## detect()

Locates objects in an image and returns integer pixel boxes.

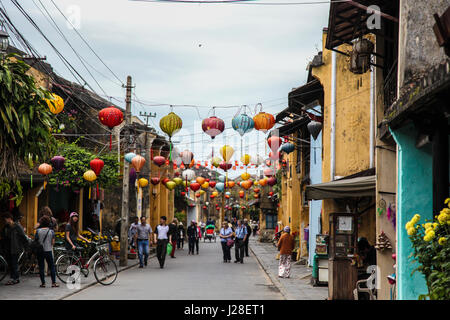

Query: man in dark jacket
[168,218,178,258]
[1,212,29,285]
[186,220,198,255]
[243,219,252,257]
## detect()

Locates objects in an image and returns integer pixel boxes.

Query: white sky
[4,0,329,178]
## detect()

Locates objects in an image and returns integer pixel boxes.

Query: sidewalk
[0,256,142,300]
[249,237,328,300]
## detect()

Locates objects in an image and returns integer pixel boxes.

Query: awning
[306,175,375,200]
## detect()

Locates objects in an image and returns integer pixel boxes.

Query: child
[110,235,120,259]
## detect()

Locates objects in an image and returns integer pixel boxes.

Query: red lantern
[267,177,277,186]
[181,191,186,196]
[98,106,124,150]
[151,177,160,186]
[219,161,232,171]
[203,205,207,209]
[268,191,274,197]
[90,158,104,198]
[153,156,166,167]
[202,116,225,139]
[267,136,282,152]
[210,194,215,199]
[239,190,244,198]
[195,193,201,198]
[190,182,201,192]
[225,195,230,199]
[209,181,216,188]
[253,188,260,194]
[161,178,170,186]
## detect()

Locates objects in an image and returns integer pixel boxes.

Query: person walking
[177,222,185,249]
[65,212,90,251]
[234,220,248,264]
[128,217,139,254]
[186,220,197,255]
[252,221,258,237]
[168,218,178,259]
[243,219,252,257]
[135,216,152,268]
[154,216,171,268]
[0,212,29,285]
[277,226,295,278]
[195,221,201,254]
[35,216,58,288]
[219,221,233,263]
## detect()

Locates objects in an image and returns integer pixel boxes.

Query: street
[65,240,283,300]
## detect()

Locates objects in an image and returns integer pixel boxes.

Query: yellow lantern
[196,177,206,185]
[159,112,183,138]
[199,190,205,195]
[254,180,259,186]
[165,181,176,191]
[173,177,183,185]
[138,178,149,188]
[220,145,234,162]
[45,93,64,114]
[212,157,221,168]
[241,172,250,181]
[241,154,251,166]
[83,170,97,182]
[212,191,219,197]
[201,182,209,189]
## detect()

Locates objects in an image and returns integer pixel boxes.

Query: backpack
[30,229,50,255]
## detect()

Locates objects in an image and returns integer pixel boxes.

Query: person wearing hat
[277,226,295,278]
[186,220,198,255]
[110,235,120,259]
[65,212,90,251]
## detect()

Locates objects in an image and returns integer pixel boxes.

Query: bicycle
[55,239,118,286]
[18,247,39,275]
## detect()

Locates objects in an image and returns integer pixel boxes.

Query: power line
[130,0,346,5]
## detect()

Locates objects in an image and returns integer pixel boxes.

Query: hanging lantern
[219,161,232,171]
[151,177,160,185]
[201,181,209,189]
[254,180,259,186]
[232,113,254,136]
[125,152,137,163]
[267,177,277,186]
[267,136,282,152]
[83,169,97,199]
[212,191,219,197]
[241,180,252,190]
[225,195,230,199]
[259,178,267,186]
[195,193,201,198]
[268,191,274,197]
[180,150,194,166]
[307,120,323,140]
[98,106,124,151]
[160,112,183,138]
[253,106,275,133]
[45,93,64,114]
[182,169,195,181]
[241,172,250,180]
[209,181,216,188]
[227,181,235,188]
[281,143,295,154]
[202,116,225,139]
[131,155,146,173]
[212,157,221,168]
[241,154,251,166]
[153,156,166,167]
[38,163,52,190]
[254,194,260,199]
[90,158,104,176]
[239,190,244,198]
[190,182,201,192]
[181,191,186,196]
[173,177,183,185]
[216,182,225,192]
[220,145,234,162]
[165,181,176,191]
[51,156,65,172]
[196,177,206,185]
[254,188,260,194]
[218,176,225,182]
[264,168,274,177]
[199,190,205,195]
[138,178,149,188]
[174,170,181,177]
[161,177,170,186]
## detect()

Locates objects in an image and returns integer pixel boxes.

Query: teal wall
[391,123,433,300]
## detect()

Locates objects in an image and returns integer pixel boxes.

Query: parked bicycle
[55,234,117,286]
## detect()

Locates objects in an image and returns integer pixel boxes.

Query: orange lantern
[227,181,235,188]
[259,178,267,186]
[196,177,206,185]
[38,163,53,189]
[253,104,275,133]
[131,155,146,173]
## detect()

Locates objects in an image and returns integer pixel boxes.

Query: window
[265,213,277,229]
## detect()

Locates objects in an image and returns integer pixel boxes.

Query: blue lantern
[225,191,231,196]
[218,175,225,182]
[232,113,254,137]
[281,143,295,154]
[216,182,225,192]
[125,152,136,163]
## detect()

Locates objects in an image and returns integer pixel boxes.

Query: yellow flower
[424,223,432,229]
[424,234,432,242]
[406,222,413,230]
[426,230,435,238]
[445,198,450,208]
[438,237,447,245]
[432,223,438,229]
[407,227,416,236]
[438,213,448,224]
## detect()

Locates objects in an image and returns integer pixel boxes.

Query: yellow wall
[312,30,373,235]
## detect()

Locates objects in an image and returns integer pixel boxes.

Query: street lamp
[0,29,9,54]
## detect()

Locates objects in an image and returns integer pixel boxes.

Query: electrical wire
[130,0,348,5]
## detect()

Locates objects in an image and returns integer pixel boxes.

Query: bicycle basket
[97,243,110,256]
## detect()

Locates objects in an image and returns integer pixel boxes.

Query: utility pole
[120,75,133,267]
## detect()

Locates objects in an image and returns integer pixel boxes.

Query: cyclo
[203,224,216,242]
[55,228,118,286]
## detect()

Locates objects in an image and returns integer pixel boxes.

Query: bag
[226,239,234,247]
[166,242,173,255]
[30,229,50,255]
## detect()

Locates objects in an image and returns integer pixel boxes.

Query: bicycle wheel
[18,251,33,275]
[93,255,118,286]
[55,254,82,284]
[0,255,8,282]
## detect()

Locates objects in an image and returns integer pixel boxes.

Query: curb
[59,254,155,300]
[249,243,293,300]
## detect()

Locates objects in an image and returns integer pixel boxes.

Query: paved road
[66,239,284,300]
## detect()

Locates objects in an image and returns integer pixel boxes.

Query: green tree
[0,55,57,204]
